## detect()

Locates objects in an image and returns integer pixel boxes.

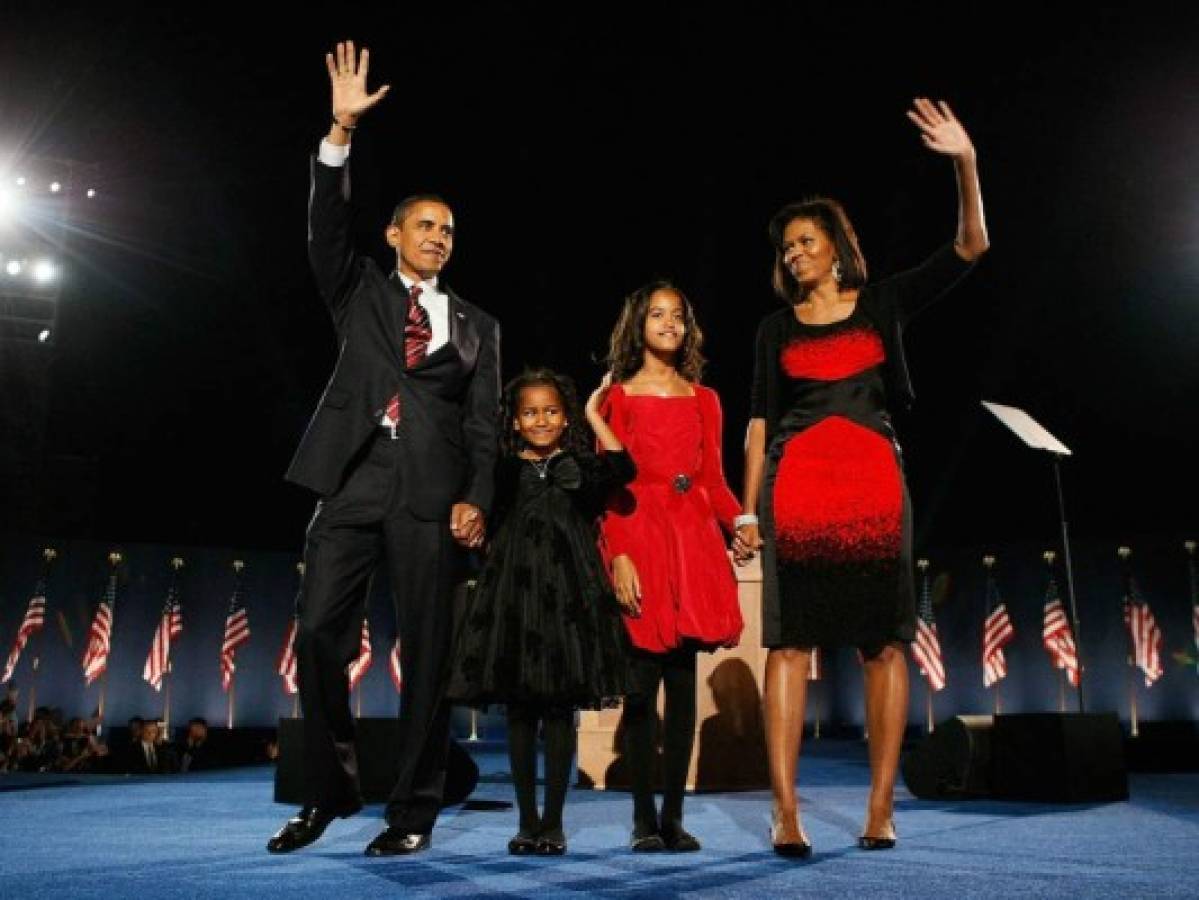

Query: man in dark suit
[267,41,500,857]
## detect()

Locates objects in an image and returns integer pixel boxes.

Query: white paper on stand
[981,401,1072,456]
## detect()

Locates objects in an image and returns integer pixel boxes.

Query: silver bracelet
[734,514,759,528]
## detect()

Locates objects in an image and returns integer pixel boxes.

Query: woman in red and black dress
[735,99,989,855]
[594,281,743,853]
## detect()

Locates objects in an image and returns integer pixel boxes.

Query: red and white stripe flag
[220,584,251,693]
[2,590,46,684]
[911,572,946,692]
[1123,577,1163,688]
[982,574,1015,688]
[142,586,183,691]
[389,640,403,693]
[81,574,118,686]
[1041,575,1079,686]
[277,616,298,695]
[347,618,372,689]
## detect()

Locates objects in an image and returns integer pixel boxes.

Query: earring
[832,259,843,285]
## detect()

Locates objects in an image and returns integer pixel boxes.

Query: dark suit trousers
[296,432,457,834]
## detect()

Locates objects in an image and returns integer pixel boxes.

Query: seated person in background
[178,718,213,772]
[57,717,107,773]
[129,720,176,775]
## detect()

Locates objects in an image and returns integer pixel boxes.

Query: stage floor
[2,739,1195,898]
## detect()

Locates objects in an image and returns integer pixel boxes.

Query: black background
[2,3,1196,554]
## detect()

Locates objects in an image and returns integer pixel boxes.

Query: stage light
[49,181,62,193]
[5,260,21,276]
[32,259,56,283]
[38,329,50,343]
[0,187,20,221]
[86,188,97,198]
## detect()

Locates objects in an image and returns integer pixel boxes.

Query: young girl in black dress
[448,369,634,856]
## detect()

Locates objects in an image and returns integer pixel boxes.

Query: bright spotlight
[49,181,62,193]
[15,176,26,186]
[38,329,51,343]
[5,260,21,276]
[87,188,97,198]
[0,187,20,221]
[32,259,57,283]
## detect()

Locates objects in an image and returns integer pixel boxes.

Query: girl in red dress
[592,281,744,852]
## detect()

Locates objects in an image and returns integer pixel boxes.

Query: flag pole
[96,551,122,732]
[1118,547,1139,737]
[26,655,39,723]
[356,683,362,719]
[1186,541,1197,677]
[23,548,57,723]
[163,557,184,734]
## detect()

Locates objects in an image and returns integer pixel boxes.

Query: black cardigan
[750,244,975,445]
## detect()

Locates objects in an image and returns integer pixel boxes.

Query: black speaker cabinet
[903,712,1128,803]
[990,712,1128,802]
[901,714,994,799]
[274,718,479,805]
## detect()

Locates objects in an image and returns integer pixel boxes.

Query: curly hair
[768,197,868,303]
[499,368,593,458]
[604,280,706,384]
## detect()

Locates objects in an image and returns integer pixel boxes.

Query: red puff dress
[599,383,743,654]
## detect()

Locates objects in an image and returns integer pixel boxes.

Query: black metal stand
[1052,454,1086,713]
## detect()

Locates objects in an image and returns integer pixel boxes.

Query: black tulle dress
[448,449,635,709]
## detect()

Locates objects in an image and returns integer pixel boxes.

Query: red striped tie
[385,285,432,429]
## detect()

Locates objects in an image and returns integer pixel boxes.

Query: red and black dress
[750,245,974,652]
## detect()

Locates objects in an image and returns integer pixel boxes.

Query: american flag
[220,581,251,693]
[1123,574,1163,688]
[808,646,822,681]
[277,615,299,695]
[982,574,1015,688]
[347,618,372,689]
[142,585,183,691]
[911,570,946,692]
[2,586,47,684]
[1041,574,1079,686]
[389,639,403,693]
[81,574,118,686]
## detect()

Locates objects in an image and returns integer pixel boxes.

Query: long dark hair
[605,280,706,383]
[499,368,591,457]
[768,197,868,303]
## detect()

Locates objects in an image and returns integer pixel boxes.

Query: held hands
[733,523,762,566]
[326,41,391,128]
[450,503,485,550]
[611,554,642,617]
[906,98,974,161]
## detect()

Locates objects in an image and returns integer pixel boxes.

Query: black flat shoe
[266,801,362,854]
[535,827,566,856]
[364,828,431,857]
[661,826,701,853]
[507,830,539,856]
[630,828,666,852]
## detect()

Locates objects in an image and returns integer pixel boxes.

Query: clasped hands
[450,503,485,550]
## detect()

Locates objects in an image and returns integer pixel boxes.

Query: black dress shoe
[770,816,812,859]
[858,820,897,850]
[660,825,701,853]
[535,826,566,856]
[630,827,666,852]
[857,835,896,850]
[266,802,362,854]
[364,827,431,857]
[507,830,538,856]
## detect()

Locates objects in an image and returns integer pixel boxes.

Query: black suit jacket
[286,157,501,519]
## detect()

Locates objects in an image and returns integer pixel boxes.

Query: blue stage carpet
[2,740,1195,898]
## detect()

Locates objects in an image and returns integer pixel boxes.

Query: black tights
[506,703,575,836]
[621,648,697,833]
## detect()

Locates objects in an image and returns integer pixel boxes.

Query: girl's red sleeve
[598,385,638,561]
[698,386,741,534]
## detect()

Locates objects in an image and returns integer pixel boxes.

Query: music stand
[981,401,1086,713]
